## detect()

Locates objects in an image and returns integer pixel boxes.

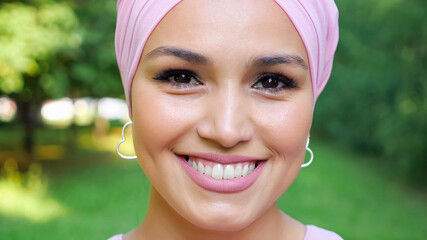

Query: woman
[111,0,340,239]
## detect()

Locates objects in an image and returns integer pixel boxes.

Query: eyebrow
[251,55,308,69]
[145,46,211,65]
[145,46,308,70]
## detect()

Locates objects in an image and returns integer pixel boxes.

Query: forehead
[142,0,308,64]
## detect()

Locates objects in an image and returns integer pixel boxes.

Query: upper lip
[179,152,264,164]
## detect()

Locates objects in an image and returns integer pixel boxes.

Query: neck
[127,187,306,240]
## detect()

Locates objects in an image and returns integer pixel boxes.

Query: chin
[193,216,253,232]
[183,204,260,232]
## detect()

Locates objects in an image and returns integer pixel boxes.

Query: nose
[197,86,253,148]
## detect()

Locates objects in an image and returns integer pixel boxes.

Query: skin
[127,0,313,239]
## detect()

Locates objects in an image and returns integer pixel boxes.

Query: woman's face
[131,0,313,231]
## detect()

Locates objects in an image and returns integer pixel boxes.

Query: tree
[314,0,427,186]
[66,0,123,99]
[0,0,80,168]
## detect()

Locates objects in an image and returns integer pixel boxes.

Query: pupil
[262,78,278,88]
[175,74,190,83]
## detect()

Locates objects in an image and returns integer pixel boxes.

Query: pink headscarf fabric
[115,0,339,116]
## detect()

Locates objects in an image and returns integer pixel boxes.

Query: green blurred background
[0,0,426,239]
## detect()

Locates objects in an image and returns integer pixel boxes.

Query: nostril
[195,106,253,148]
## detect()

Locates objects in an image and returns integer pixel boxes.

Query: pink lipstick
[177,153,266,193]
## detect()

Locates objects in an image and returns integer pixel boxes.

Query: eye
[251,73,298,92]
[153,69,202,87]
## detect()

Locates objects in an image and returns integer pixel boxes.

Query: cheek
[131,82,202,159]
[254,98,313,159]
[252,98,313,201]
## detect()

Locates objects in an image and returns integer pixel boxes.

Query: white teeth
[204,165,213,176]
[224,165,235,180]
[235,163,242,178]
[248,163,255,174]
[197,162,204,174]
[187,158,258,180]
[242,165,248,176]
[212,164,224,180]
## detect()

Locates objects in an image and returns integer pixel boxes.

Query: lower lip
[177,155,266,193]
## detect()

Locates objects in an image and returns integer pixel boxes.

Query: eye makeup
[251,72,299,93]
[152,67,300,94]
[153,69,202,88]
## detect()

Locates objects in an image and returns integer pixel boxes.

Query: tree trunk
[66,123,77,151]
[18,99,37,171]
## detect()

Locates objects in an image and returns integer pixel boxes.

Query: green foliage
[67,0,122,98]
[0,0,122,99]
[314,0,427,186]
[0,1,79,97]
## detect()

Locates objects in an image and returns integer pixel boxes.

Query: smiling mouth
[177,154,266,193]
[183,155,259,180]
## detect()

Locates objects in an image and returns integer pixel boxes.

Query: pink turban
[115,0,339,116]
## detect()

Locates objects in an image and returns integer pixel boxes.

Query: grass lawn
[0,127,426,239]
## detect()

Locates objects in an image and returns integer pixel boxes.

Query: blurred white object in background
[97,97,129,122]
[41,98,74,128]
[74,98,97,126]
[34,97,129,128]
[0,96,17,122]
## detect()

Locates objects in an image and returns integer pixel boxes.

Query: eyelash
[153,69,298,92]
[153,69,202,88]
[252,72,298,93]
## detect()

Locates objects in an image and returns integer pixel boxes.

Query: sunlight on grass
[0,180,67,222]
[78,127,136,156]
[0,159,67,222]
